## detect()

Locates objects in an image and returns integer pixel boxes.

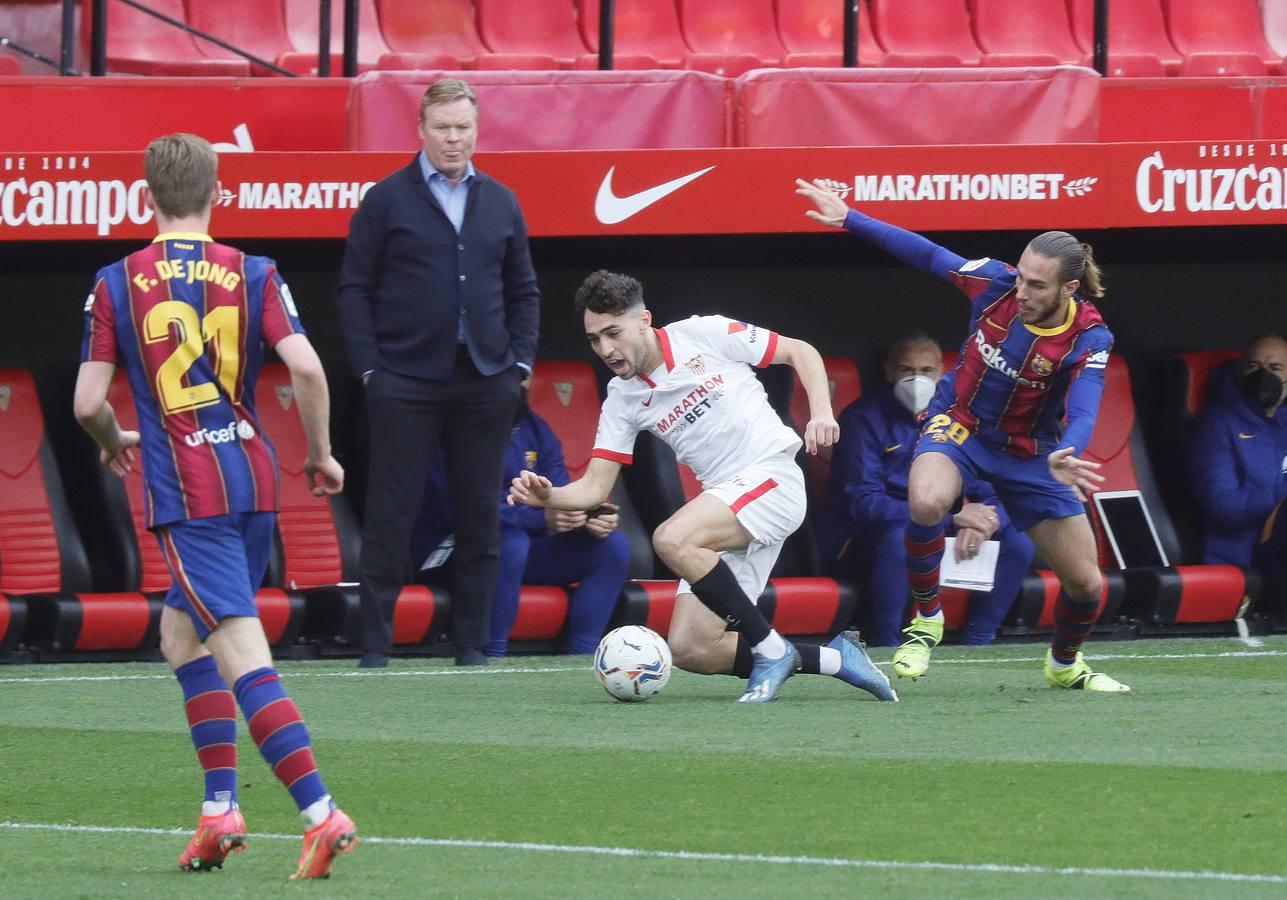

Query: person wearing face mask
[1187,334,1287,575]
[816,333,1036,645]
[410,375,632,656]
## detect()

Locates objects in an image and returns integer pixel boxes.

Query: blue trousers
[491,525,631,656]
[828,521,1035,646]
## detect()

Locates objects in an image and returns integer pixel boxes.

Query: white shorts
[676,451,807,604]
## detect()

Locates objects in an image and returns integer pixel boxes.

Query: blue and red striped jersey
[843,210,1112,458]
[81,232,304,528]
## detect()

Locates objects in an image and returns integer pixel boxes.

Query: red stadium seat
[869,0,983,66]
[279,0,390,74]
[1078,52,1167,78]
[969,0,1083,65]
[677,0,786,70]
[476,0,589,68]
[1066,0,1182,75]
[879,52,967,68]
[184,0,294,76]
[575,0,690,68]
[1179,51,1268,77]
[0,54,19,76]
[980,53,1063,68]
[375,0,489,69]
[77,0,251,75]
[1160,0,1279,74]
[790,355,862,503]
[572,53,664,70]
[776,0,884,67]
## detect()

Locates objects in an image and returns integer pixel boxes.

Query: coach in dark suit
[336,78,540,668]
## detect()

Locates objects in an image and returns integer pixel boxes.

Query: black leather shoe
[455,648,488,667]
[358,652,389,669]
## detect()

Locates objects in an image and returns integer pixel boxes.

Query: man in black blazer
[337,78,540,667]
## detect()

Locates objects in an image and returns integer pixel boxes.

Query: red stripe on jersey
[248,696,301,746]
[274,746,320,788]
[592,448,633,465]
[184,689,236,726]
[755,331,779,368]
[87,277,117,363]
[161,529,219,631]
[197,742,238,772]
[949,270,1000,301]
[655,327,675,371]
[729,478,778,513]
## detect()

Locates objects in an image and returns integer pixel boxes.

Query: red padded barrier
[1067,0,1182,74]
[528,361,601,479]
[642,584,677,635]
[869,0,982,65]
[0,369,61,595]
[1176,566,1248,623]
[766,578,838,634]
[576,0,689,68]
[347,70,731,151]
[0,596,11,643]
[969,0,1082,64]
[73,593,151,651]
[734,67,1100,148]
[392,585,436,645]
[1100,79,1260,142]
[255,588,291,645]
[682,52,765,78]
[255,365,344,587]
[107,373,170,593]
[510,586,569,640]
[0,56,19,77]
[1161,0,1279,74]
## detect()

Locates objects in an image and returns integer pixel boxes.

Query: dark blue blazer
[336,155,540,380]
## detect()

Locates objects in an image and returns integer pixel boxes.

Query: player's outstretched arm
[276,333,344,496]
[1047,447,1104,503]
[73,360,140,478]
[509,457,622,511]
[770,335,838,455]
[795,178,968,279]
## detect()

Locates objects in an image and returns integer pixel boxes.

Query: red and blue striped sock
[175,655,237,808]
[905,519,947,618]
[1051,590,1104,665]
[233,666,328,813]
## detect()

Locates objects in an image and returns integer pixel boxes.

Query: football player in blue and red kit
[75,134,360,878]
[798,178,1129,692]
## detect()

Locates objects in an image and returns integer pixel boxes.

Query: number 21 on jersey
[143,300,241,415]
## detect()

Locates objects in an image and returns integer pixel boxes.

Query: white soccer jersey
[591,315,802,487]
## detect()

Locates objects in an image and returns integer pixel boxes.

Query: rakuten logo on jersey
[0,177,152,235]
[974,331,1045,389]
[184,419,256,448]
[834,172,1096,203]
[1136,150,1287,214]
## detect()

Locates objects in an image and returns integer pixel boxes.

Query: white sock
[201,799,232,817]
[1050,656,1075,670]
[819,646,842,676]
[922,610,945,622]
[752,630,788,659]
[301,794,334,829]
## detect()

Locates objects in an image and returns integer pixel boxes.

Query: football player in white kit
[509,270,898,704]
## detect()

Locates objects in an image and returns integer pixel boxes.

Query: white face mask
[893,374,936,417]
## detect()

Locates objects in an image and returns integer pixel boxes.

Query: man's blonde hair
[144,133,217,219]
[419,78,479,122]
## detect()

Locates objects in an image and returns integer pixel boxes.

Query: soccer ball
[594,625,672,702]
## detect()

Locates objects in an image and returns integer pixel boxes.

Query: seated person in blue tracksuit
[816,333,1035,645]
[1188,334,1287,575]
[411,380,631,656]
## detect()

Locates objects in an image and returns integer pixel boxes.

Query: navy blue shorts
[913,414,1085,532]
[156,512,275,641]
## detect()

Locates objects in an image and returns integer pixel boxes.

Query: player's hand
[305,455,345,496]
[803,415,840,455]
[954,526,987,561]
[584,507,619,539]
[1048,446,1104,502]
[508,469,553,507]
[546,508,587,533]
[100,430,141,478]
[795,178,850,228]
[953,503,999,540]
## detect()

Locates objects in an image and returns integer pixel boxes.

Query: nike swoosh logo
[594,165,716,225]
[883,443,902,453]
[642,392,654,407]
[1239,432,1256,439]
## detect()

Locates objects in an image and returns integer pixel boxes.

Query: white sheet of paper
[939,538,1000,591]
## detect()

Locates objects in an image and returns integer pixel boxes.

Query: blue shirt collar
[418,150,475,188]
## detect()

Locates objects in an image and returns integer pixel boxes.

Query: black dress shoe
[455,648,488,667]
[358,652,389,669]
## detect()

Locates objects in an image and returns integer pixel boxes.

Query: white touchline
[0,649,1283,685]
[0,821,1283,885]
[594,165,717,225]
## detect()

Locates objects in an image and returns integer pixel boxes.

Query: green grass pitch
[2,636,1286,898]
